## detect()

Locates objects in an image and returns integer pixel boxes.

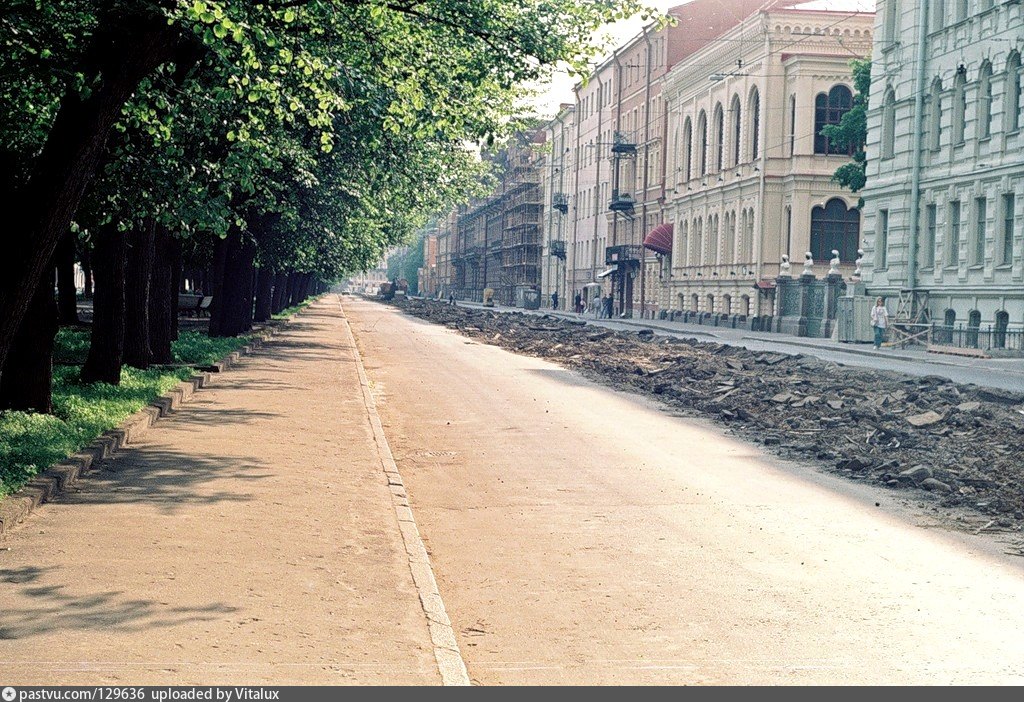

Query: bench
[178,294,213,317]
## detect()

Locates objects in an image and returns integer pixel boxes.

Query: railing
[929,323,1024,352]
[605,244,642,265]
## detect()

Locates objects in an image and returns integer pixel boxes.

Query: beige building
[663,7,874,323]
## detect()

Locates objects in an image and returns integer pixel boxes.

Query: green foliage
[822,58,870,195]
[4,0,660,285]
[0,331,249,496]
[53,327,90,365]
[271,294,323,320]
[172,331,251,365]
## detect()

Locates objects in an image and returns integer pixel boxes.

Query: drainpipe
[754,17,769,295]
[907,0,930,294]
[594,72,605,280]
[571,89,582,300]
[640,28,654,318]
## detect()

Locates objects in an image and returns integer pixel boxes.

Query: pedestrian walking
[448,291,456,306]
[870,297,889,349]
[593,293,602,319]
[604,294,613,319]
[574,292,582,314]
[551,291,559,310]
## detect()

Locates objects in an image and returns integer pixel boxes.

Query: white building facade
[861,0,1024,336]
[663,8,874,321]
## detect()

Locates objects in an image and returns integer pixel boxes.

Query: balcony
[553,193,569,214]
[605,244,642,266]
[609,191,635,213]
[611,131,637,155]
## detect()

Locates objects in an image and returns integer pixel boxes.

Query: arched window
[1006,52,1021,133]
[884,0,899,43]
[724,212,736,263]
[952,68,966,145]
[681,117,693,181]
[730,95,742,166]
[749,88,761,160]
[814,85,854,154]
[707,294,715,314]
[881,88,896,159]
[931,0,945,32]
[979,61,993,139]
[713,103,724,172]
[691,293,699,312]
[677,220,689,268]
[789,94,796,155]
[709,214,719,264]
[696,110,708,177]
[810,198,861,262]
[693,218,703,264]
[744,208,755,261]
[929,78,943,150]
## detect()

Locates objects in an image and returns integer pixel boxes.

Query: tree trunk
[209,229,256,338]
[149,223,174,364]
[81,228,127,385]
[287,272,301,307]
[0,267,58,413]
[123,220,155,369]
[272,271,289,314]
[169,236,182,341]
[254,267,274,323]
[0,13,187,388]
[80,242,93,300]
[207,237,229,337]
[56,230,79,325]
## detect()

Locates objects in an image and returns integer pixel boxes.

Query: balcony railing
[605,244,642,265]
[609,192,635,213]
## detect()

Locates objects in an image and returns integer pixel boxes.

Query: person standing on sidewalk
[551,291,558,310]
[870,297,889,349]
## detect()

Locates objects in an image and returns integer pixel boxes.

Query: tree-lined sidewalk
[0,298,441,684]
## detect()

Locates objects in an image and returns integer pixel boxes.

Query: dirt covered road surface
[348,296,1024,685]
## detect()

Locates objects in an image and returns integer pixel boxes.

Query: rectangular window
[975,197,987,265]
[948,200,961,266]
[1003,193,1016,265]
[877,209,889,269]
[924,204,937,268]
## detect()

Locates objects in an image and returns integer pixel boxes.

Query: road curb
[338,297,472,687]
[0,317,297,540]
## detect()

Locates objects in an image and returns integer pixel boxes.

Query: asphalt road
[347,297,1024,685]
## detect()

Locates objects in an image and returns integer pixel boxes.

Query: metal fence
[928,323,1024,352]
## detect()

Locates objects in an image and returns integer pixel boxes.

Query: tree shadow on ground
[61,445,275,513]
[0,565,238,640]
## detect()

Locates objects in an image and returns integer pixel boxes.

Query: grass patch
[271,294,324,320]
[0,331,250,498]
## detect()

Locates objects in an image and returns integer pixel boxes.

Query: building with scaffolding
[448,129,546,305]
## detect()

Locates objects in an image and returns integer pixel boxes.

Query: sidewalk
[439,297,1024,391]
[0,297,446,685]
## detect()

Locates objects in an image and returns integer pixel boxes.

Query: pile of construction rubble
[393,298,1024,525]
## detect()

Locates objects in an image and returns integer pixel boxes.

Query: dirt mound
[393,298,1024,526]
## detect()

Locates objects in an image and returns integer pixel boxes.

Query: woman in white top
[870,297,889,349]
